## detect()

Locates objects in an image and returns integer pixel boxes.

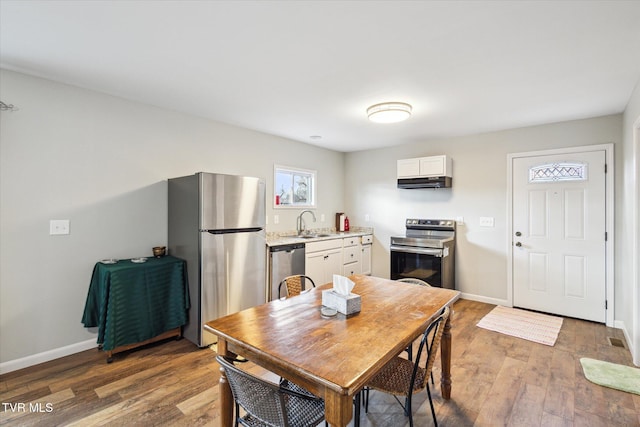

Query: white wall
[0,69,345,366]
[344,115,624,307]
[2,68,636,370]
[622,78,640,365]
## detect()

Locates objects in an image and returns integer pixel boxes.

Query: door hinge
[604,163,608,173]
[605,300,608,310]
[605,231,608,241]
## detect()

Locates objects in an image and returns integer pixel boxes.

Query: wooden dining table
[204,274,460,427]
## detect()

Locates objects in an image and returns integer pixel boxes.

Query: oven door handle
[390,245,443,257]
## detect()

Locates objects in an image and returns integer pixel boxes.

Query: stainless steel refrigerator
[168,172,266,347]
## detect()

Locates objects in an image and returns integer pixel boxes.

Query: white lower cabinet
[305,234,373,283]
[360,234,373,275]
[361,245,372,275]
[305,240,343,286]
[342,238,361,276]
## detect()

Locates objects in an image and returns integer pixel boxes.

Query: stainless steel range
[390,219,456,289]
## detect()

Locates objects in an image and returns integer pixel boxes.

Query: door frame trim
[507,143,614,327]
[633,116,639,365]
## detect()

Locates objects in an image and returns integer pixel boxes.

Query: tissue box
[322,290,361,315]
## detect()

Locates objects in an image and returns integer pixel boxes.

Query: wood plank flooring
[1,299,638,426]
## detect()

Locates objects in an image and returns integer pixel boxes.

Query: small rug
[580,358,640,395]
[476,305,563,346]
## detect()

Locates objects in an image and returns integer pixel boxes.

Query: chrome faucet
[297,210,316,235]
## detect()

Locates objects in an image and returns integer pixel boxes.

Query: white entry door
[512,150,606,322]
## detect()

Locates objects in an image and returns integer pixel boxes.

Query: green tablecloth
[82,255,189,351]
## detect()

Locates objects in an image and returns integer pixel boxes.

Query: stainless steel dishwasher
[269,243,305,301]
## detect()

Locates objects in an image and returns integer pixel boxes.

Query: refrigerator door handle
[205,227,263,234]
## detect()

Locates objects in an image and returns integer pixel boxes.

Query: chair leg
[364,387,369,413]
[426,383,438,427]
[353,391,361,427]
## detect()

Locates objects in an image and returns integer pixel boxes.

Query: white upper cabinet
[397,158,421,178]
[397,155,452,178]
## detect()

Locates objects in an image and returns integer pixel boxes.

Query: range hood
[398,176,452,189]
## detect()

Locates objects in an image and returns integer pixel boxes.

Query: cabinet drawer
[361,235,373,245]
[306,238,342,253]
[343,237,359,247]
[343,261,361,277]
[343,245,360,264]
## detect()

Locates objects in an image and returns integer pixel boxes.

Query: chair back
[411,306,450,389]
[278,275,316,298]
[397,277,432,287]
[216,355,288,426]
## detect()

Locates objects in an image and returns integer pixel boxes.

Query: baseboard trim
[459,292,510,307]
[0,339,97,375]
[614,320,637,365]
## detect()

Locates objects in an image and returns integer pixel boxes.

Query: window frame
[273,165,317,209]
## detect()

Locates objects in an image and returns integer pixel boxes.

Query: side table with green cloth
[82,255,190,352]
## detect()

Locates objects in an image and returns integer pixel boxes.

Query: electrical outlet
[365,214,370,222]
[50,219,70,235]
[456,216,464,225]
[320,214,325,222]
[273,215,279,225]
[479,217,495,227]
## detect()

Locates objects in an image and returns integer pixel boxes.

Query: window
[274,165,316,208]
[529,162,587,183]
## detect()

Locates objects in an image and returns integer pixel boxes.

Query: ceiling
[1,1,640,152]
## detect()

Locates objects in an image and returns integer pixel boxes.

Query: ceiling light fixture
[367,102,412,123]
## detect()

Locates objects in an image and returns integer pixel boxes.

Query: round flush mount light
[367,102,412,123]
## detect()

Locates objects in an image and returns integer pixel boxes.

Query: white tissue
[332,274,355,296]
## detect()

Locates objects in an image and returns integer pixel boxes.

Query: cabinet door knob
[515,242,522,247]
[515,231,522,236]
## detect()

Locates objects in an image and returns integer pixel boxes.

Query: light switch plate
[479,217,495,227]
[50,219,70,235]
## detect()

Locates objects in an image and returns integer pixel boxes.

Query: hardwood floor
[1,299,638,426]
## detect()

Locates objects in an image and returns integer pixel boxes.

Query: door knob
[515,231,522,236]
[515,242,522,247]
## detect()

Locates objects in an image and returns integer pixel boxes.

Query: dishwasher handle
[270,243,305,253]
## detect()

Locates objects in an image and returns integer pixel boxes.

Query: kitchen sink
[299,233,332,239]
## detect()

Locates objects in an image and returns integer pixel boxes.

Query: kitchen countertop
[266,227,373,247]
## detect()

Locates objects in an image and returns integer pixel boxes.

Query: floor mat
[476,305,563,346]
[580,357,640,395]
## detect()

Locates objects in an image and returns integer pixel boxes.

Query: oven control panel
[405,218,455,229]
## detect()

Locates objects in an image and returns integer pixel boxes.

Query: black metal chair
[216,355,326,427]
[364,306,450,427]
[278,274,316,299]
[398,277,434,364]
